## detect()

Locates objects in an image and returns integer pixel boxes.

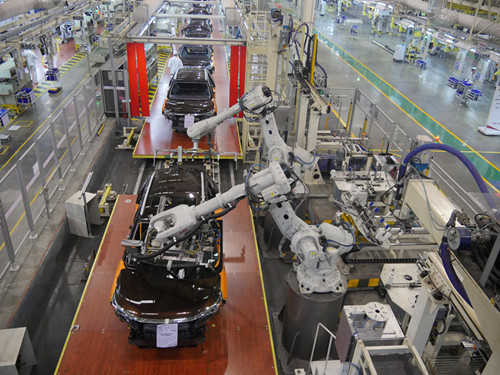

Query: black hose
[435,318,447,335]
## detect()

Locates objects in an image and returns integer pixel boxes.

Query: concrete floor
[0,4,499,375]
[0,53,94,171]
[314,6,500,191]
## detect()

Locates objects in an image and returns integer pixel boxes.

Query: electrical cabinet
[0,327,36,375]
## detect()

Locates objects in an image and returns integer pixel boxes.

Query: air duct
[398,0,500,39]
[0,0,62,22]
[132,0,165,23]
[437,8,500,38]
[447,0,500,16]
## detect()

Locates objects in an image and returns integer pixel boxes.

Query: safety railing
[308,323,337,375]
[322,85,498,227]
[321,87,413,160]
[0,73,104,278]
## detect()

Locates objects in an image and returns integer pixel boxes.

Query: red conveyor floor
[133,40,242,159]
[55,195,276,375]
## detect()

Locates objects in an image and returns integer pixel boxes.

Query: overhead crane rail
[127,36,245,46]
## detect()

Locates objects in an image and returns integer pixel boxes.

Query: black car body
[112,165,224,347]
[187,5,212,27]
[182,20,212,38]
[188,6,211,15]
[162,67,216,132]
[179,45,214,73]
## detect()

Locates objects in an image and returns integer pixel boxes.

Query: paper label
[184,115,195,128]
[156,323,178,348]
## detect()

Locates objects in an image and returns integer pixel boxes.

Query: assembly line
[0,1,499,375]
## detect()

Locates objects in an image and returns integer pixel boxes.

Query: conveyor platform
[133,45,242,159]
[55,195,276,374]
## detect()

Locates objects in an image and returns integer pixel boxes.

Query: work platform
[55,195,276,375]
[133,44,242,160]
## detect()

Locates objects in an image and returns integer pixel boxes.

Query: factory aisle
[313,10,500,190]
[0,52,91,172]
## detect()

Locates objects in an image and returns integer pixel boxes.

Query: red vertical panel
[238,46,247,118]
[136,43,150,117]
[127,43,140,117]
[229,45,239,107]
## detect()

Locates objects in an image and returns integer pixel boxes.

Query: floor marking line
[315,29,500,192]
[0,75,90,172]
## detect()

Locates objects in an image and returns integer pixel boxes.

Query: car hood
[180,57,212,67]
[165,99,214,114]
[113,268,221,321]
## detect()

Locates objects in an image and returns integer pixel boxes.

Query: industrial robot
[124,161,354,295]
[187,85,317,173]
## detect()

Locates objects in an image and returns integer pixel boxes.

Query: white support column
[478,83,500,136]
[296,93,309,149]
[266,24,280,91]
[306,108,321,152]
[406,286,441,354]
[298,0,315,24]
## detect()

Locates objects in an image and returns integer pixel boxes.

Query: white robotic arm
[187,85,274,143]
[131,162,353,294]
[188,85,316,171]
[259,112,316,172]
[267,200,353,293]
[150,162,291,243]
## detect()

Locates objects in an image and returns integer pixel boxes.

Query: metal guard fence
[0,73,104,278]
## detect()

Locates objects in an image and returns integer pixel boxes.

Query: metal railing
[321,86,498,211]
[0,73,104,278]
[423,354,486,375]
[322,87,413,160]
[308,323,337,375]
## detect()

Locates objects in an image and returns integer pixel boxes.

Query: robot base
[281,270,344,363]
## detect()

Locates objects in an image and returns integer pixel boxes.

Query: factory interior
[0,0,499,374]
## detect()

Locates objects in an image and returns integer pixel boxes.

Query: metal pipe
[16,163,37,239]
[469,0,482,37]
[155,13,225,20]
[126,35,245,46]
[398,0,500,38]
[108,37,120,120]
[34,141,51,217]
[345,100,353,133]
[80,172,93,237]
[0,0,62,22]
